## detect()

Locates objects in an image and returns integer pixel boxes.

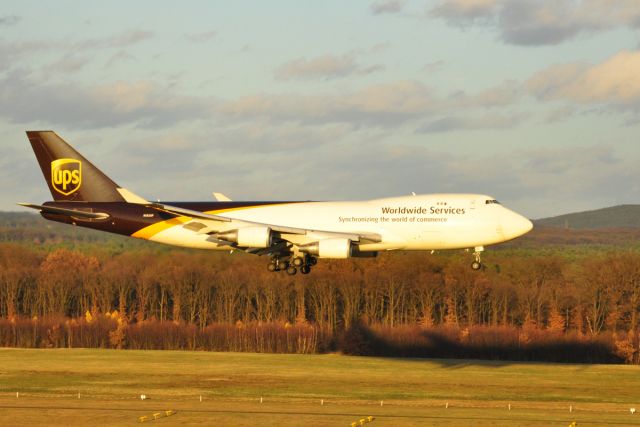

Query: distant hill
[534,205,640,229]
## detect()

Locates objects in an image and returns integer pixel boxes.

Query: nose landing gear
[471,246,484,271]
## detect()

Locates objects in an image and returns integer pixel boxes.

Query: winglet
[117,188,149,204]
[213,192,232,202]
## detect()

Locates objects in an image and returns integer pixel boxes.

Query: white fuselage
[146,194,533,253]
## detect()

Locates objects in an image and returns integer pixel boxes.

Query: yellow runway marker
[350,415,375,426]
[138,410,176,423]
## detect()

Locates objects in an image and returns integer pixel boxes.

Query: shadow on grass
[338,321,624,366]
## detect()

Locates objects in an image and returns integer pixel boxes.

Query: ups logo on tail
[51,159,82,196]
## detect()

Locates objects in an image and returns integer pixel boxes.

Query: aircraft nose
[501,210,533,239]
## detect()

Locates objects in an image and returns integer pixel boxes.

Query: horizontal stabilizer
[18,203,110,219]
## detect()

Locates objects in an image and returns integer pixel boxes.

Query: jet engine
[300,239,352,258]
[218,226,273,248]
[300,238,353,259]
[299,239,378,259]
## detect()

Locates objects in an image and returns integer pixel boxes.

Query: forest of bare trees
[0,242,639,363]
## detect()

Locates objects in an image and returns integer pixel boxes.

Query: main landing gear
[268,254,317,275]
[471,246,484,271]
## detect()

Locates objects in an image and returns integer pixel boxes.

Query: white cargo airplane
[20,131,533,275]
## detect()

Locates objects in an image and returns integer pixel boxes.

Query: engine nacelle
[218,226,273,248]
[300,238,353,259]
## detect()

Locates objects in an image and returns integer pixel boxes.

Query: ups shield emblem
[51,158,82,196]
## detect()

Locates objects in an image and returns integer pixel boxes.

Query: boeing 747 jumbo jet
[20,131,533,275]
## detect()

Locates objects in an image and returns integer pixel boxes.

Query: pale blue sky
[2,0,640,218]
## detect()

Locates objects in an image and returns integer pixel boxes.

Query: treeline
[0,242,639,363]
[0,315,326,354]
[0,316,628,364]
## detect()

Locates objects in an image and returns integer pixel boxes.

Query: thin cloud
[47,55,91,74]
[74,30,154,50]
[526,51,640,108]
[184,31,217,43]
[0,30,153,73]
[423,60,445,73]
[218,80,435,126]
[430,0,640,46]
[418,113,526,133]
[429,0,498,26]
[370,0,406,15]
[370,42,391,52]
[0,72,521,131]
[0,73,210,129]
[104,50,136,68]
[275,54,383,81]
[0,15,20,26]
[0,40,53,72]
[448,80,522,108]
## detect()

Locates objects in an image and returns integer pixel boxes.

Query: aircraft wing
[152,202,382,250]
[147,203,231,222]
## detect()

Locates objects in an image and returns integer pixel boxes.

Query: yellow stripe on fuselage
[203,205,265,215]
[132,217,191,239]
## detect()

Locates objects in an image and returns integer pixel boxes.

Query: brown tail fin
[26,131,125,202]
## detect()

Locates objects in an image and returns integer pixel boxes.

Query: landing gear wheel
[267,263,278,272]
[292,256,305,267]
[286,266,297,276]
[471,246,484,271]
[308,257,318,266]
[300,265,311,274]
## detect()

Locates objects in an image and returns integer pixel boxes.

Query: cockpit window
[485,199,500,204]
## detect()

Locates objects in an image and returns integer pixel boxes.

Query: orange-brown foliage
[0,244,639,363]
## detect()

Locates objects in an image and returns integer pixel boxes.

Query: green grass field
[0,349,638,426]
